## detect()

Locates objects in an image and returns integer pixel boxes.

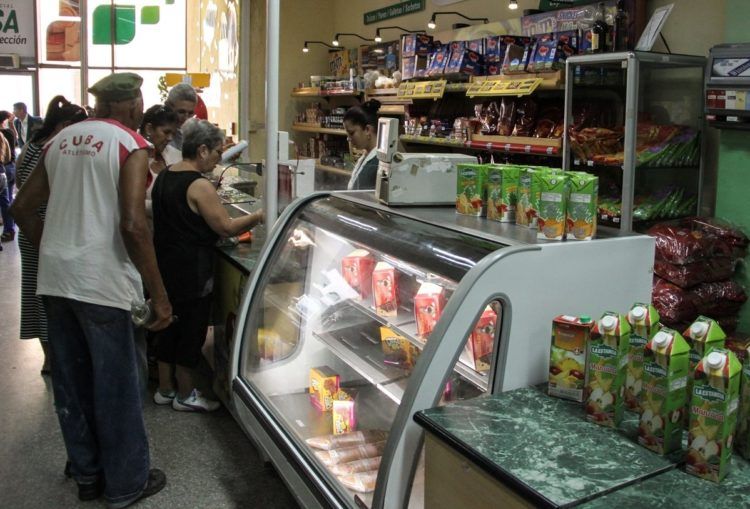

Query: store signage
[0,0,35,60]
[522,0,616,36]
[364,0,424,26]
[398,80,446,100]
[466,78,543,98]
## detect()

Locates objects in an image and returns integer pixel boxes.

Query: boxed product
[537,172,569,241]
[461,306,497,372]
[566,172,598,241]
[733,340,750,459]
[625,303,661,412]
[414,282,446,340]
[684,316,727,410]
[527,33,577,73]
[486,164,519,223]
[373,262,398,317]
[401,55,416,80]
[402,33,433,57]
[456,163,488,216]
[332,397,356,435]
[549,315,592,402]
[445,50,483,76]
[502,43,531,74]
[449,40,466,54]
[309,366,340,412]
[516,166,543,228]
[341,249,375,300]
[467,38,485,54]
[380,326,419,368]
[638,327,690,455]
[585,312,631,428]
[686,348,741,482]
[426,44,450,76]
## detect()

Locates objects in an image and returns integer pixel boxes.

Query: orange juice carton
[456,163,488,216]
[548,315,592,402]
[537,172,569,241]
[625,303,661,412]
[585,312,631,427]
[638,327,690,455]
[309,366,340,412]
[414,282,446,341]
[380,326,419,369]
[332,389,356,435]
[566,172,598,241]
[461,306,497,372]
[341,249,375,300]
[486,164,520,223]
[683,316,727,421]
[686,349,741,482]
[373,262,398,317]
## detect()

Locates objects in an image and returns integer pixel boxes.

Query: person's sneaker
[153,389,176,405]
[78,477,104,501]
[172,389,220,412]
[109,468,166,509]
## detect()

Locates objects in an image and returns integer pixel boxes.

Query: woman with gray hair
[151,119,262,411]
[163,83,197,164]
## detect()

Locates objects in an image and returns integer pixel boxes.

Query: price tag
[466,78,543,97]
[398,80,447,99]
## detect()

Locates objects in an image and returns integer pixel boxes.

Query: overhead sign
[0,0,36,61]
[364,0,424,25]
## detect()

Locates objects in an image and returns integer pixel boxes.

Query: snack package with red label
[461,306,498,372]
[309,366,340,412]
[414,282,446,341]
[380,326,419,368]
[341,249,376,300]
[373,262,398,317]
[449,40,465,54]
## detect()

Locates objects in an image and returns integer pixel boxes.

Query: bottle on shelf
[613,0,629,51]
[591,2,609,53]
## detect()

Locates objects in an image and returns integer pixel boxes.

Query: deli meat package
[306,430,388,450]
[314,441,386,466]
[337,471,379,493]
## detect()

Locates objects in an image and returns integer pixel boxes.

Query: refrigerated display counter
[229,191,655,509]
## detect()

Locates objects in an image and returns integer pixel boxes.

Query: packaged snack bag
[341,249,375,300]
[549,315,592,402]
[625,303,660,412]
[330,456,382,476]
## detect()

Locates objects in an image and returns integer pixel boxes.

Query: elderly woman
[139,104,178,221]
[152,119,262,411]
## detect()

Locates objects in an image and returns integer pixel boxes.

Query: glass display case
[230,191,655,509]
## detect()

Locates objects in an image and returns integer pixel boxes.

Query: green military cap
[88,72,143,102]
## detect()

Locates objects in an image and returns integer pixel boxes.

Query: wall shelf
[400,135,562,156]
[291,123,348,136]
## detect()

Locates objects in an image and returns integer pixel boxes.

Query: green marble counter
[415,386,678,508]
[216,224,267,274]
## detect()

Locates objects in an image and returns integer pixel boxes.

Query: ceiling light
[302,41,336,53]
[427,16,437,30]
[427,11,489,30]
[332,39,339,46]
[302,44,309,53]
[375,32,383,43]
[509,0,518,10]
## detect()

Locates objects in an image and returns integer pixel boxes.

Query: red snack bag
[651,276,700,324]
[653,258,734,289]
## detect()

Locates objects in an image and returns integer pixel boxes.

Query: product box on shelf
[414,282,446,341]
[332,390,356,435]
[310,366,340,412]
[445,50,483,76]
[527,33,577,73]
[461,305,497,372]
[638,327,689,455]
[380,326,419,369]
[585,312,631,428]
[341,249,376,301]
[686,348,741,483]
[549,315,592,402]
[467,38,485,54]
[427,44,450,76]
[625,303,661,412]
[456,163,488,216]
[537,172,569,241]
[373,262,399,317]
[503,42,535,74]
[402,33,433,57]
[516,166,543,228]
[566,172,598,241]
[449,40,466,55]
[486,164,519,223]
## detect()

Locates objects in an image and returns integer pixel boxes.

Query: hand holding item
[148,295,174,331]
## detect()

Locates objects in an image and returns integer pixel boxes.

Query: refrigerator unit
[230,191,654,509]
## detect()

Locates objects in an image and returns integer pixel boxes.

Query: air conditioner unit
[0,54,20,69]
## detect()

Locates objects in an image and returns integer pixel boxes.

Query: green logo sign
[630,336,647,347]
[364,0,425,25]
[644,362,667,378]
[694,385,726,402]
[591,344,617,359]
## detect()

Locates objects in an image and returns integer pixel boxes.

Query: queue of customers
[8,73,262,507]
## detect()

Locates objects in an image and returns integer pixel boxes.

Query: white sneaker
[172,389,221,412]
[153,389,176,405]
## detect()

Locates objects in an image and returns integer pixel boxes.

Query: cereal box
[456,163,488,216]
[566,172,598,241]
[341,249,375,300]
[625,303,660,412]
[373,262,398,317]
[380,326,419,369]
[549,315,592,402]
[537,172,568,241]
[486,164,519,223]
[461,306,497,372]
[414,282,446,341]
[310,366,340,412]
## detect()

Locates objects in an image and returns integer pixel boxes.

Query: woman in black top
[152,119,262,412]
[344,100,381,190]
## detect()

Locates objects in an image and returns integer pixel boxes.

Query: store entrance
[0,72,37,117]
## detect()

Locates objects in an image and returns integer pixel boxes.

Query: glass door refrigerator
[229,192,654,509]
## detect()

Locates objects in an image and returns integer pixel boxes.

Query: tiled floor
[0,240,299,508]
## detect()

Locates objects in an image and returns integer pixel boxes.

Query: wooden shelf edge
[291,124,348,136]
[315,161,352,176]
[400,135,562,156]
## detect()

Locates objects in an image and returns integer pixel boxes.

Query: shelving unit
[291,123,348,136]
[400,135,562,157]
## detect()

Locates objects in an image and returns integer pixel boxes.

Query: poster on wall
[0,0,36,61]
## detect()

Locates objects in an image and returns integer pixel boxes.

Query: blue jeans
[44,296,150,505]
[1,161,15,234]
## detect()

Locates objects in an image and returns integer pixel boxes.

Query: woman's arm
[188,177,263,237]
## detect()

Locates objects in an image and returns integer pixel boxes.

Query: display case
[229,191,655,509]
[563,51,707,233]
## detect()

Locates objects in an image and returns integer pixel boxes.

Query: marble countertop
[415,386,678,508]
[216,224,267,274]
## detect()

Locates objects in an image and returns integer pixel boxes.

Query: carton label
[586,313,630,427]
[645,362,668,378]
[694,385,726,403]
[591,344,617,359]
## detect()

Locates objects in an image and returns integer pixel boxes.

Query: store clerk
[344,99,381,190]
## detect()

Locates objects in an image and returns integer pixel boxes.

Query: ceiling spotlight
[302,44,309,53]
[427,15,437,30]
[509,0,518,10]
[427,11,489,30]
[332,39,339,46]
[302,41,336,54]
[375,34,382,43]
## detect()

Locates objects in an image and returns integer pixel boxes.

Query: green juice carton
[456,164,488,216]
[625,303,661,412]
[638,327,689,455]
[516,166,543,228]
[549,315,592,402]
[585,312,631,428]
[686,349,741,482]
[733,341,750,459]
[566,172,599,241]
[486,164,519,223]
[537,173,569,241]
[683,316,727,422]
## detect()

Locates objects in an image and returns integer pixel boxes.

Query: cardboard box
[427,44,450,76]
[380,326,419,369]
[373,262,398,317]
[310,366,340,412]
[402,33,433,57]
[537,172,569,241]
[549,315,592,402]
[341,249,375,300]
[445,50,483,76]
[414,282,446,340]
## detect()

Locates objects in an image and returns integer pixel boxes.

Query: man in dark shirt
[0,110,17,241]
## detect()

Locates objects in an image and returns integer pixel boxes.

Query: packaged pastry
[511,98,538,137]
[341,249,375,300]
[315,441,387,466]
[306,430,388,450]
[461,306,497,372]
[309,366,340,412]
[373,262,399,317]
[498,98,517,137]
[337,471,379,493]
[330,456,382,476]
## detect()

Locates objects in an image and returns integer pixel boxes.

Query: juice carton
[460,306,497,372]
[380,326,419,369]
[516,167,543,228]
[486,164,519,223]
[456,164,488,216]
[566,172,598,241]
[548,315,592,402]
[310,366,340,412]
[686,349,741,482]
[735,343,750,459]
[683,316,727,420]
[373,262,398,317]
[585,312,631,427]
[537,172,569,241]
[638,327,690,455]
[414,282,446,341]
[341,249,375,300]
[625,303,661,412]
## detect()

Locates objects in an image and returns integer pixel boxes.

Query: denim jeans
[44,296,150,505]
[0,161,15,234]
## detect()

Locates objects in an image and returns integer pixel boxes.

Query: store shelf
[400,135,562,156]
[573,159,701,170]
[292,123,348,136]
[316,162,352,176]
[291,87,360,98]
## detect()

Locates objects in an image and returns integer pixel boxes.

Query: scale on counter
[374,117,476,206]
[705,43,750,129]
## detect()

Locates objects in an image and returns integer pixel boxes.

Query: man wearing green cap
[11,72,171,508]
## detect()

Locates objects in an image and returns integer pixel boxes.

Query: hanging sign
[364,0,424,25]
[0,0,36,60]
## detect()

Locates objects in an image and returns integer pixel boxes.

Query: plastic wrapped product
[337,470,379,493]
[647,224,718,265]
[306,430,388,450]
[315,441,386,466]
[497,98,517,136]
[653,258,734,289]
[480,102,500,135]
[693,280,748,317]
[652,277,700,324]
[682,217,750,259]
[330,456,382,476]
[512,98,538,137]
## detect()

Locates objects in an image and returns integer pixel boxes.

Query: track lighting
[332,33,375,47]
[426,11,489,30]
[375,26,424,44]
[302,41,336,53]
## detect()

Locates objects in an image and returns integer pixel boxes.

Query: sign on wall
[0,0,36,60]
[364,0,424,25]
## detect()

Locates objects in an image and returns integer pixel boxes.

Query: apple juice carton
[638,328,689,455]
[341,249,375,300]
[537,172,569,241]
[373,262,398,317]
[683,316,727,421]
[686,349,741,482]
[566,172,599,241]
[309,366,340,411]
[585,312,631,427]
[456,163,488,216]
[548,315,592,402]
[486,165,519,222]
[460,306,497,372]
[414,282,446,342]
[625,303,661,412]
[732,340,750,459]
[516,166,543,228]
